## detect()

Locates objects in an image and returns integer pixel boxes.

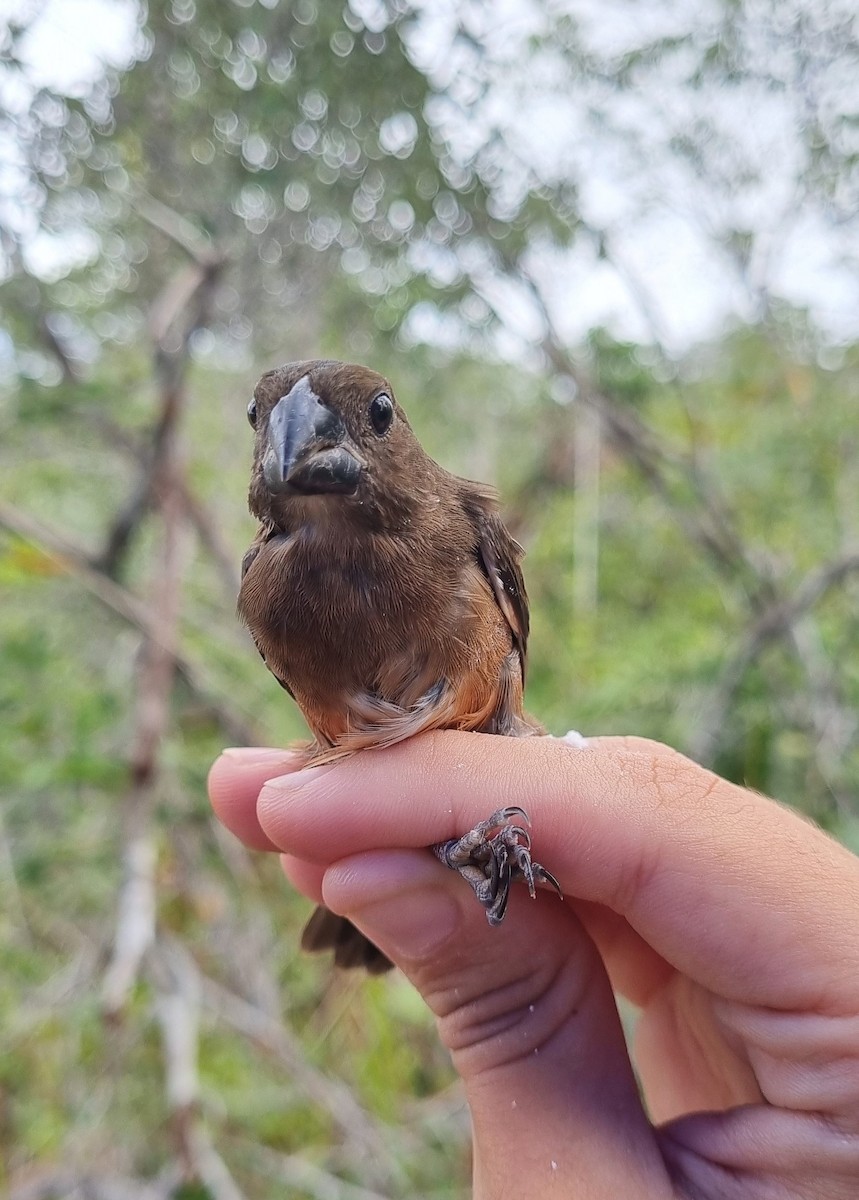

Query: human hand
[208,733,859,1199]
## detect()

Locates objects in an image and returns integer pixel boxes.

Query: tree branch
[690,551,859,763]
[132,191,220,268]
[250,1146,393,1200]
[199,974,405,1190]
[0,499,257,745]
[102,236,227,1016]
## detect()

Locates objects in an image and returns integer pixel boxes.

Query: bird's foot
[432,806,562,927]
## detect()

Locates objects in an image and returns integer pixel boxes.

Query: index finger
[252,731,859,1015]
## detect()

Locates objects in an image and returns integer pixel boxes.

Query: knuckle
[423,939,599,1077]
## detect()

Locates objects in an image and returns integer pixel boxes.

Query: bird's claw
[432,807,562,927]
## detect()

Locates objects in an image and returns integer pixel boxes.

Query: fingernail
[221,747,298,764]
[353,887,461,963]
[258,762,334,796]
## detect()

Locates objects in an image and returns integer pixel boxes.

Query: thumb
[318,848,669,1196]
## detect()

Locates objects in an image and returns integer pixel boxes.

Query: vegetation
[2,1,858,1195]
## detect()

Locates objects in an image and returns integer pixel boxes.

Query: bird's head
[246,359,434,532]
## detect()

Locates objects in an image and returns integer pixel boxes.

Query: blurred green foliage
[4,328,859,1195]
[2,0,859,1196]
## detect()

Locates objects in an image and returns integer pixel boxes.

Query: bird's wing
[240,535,296,699]
[240,541,262,581]
[464,486,530,682]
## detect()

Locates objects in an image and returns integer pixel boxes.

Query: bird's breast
[239,523,521,748]
[242,529,461,676]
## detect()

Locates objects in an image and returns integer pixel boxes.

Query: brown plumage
[239,359,558,973]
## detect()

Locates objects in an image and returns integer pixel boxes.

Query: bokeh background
[3,1,859,1196]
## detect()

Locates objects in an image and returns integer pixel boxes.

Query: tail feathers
[301,904,393,974]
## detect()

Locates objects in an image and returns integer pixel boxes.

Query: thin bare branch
[199,974,405,1188]
[150,940,201,1117]
[101,463,185,1014]
[691,550,859,762]
[10,1171,170,1200]
[95,471,155,579]
[0,803,31,945]
[37,312,83,384]
[183,1131,247,1200]
[251,1146,393,1200]
[101,832,158,1017]
[517,266,769,594]
[0,499,154,628]
[0,499,258,744]
[475,260,858,780]
[102,239,215,1017]
[149,260,214,350]
[788,616,856,811]
[88,414,241,593]
[179,481,242,595]
[147,941,247,1200]
[132,191,219,268]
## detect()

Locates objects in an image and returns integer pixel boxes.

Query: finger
[256,731,859,1016]
[208,746,674,1000]
[587,734,678,756]
[660,1105,859,1199]
[282,850,673,1035]
[319,847,671,1196]
[208,744,674,1001]
[280,855,326,905]
[571,899,675,1005]
[208,747,302,851]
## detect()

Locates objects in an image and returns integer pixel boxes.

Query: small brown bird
[239,359,560,972]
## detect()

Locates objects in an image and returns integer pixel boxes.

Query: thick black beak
[263,376,362,495]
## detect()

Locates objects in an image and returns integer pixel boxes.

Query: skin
[209,731,859,1199]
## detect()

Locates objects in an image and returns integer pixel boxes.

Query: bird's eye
[369,393,393,436]
[247,398,258,429]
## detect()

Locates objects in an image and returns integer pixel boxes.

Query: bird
[238,359,560,973]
